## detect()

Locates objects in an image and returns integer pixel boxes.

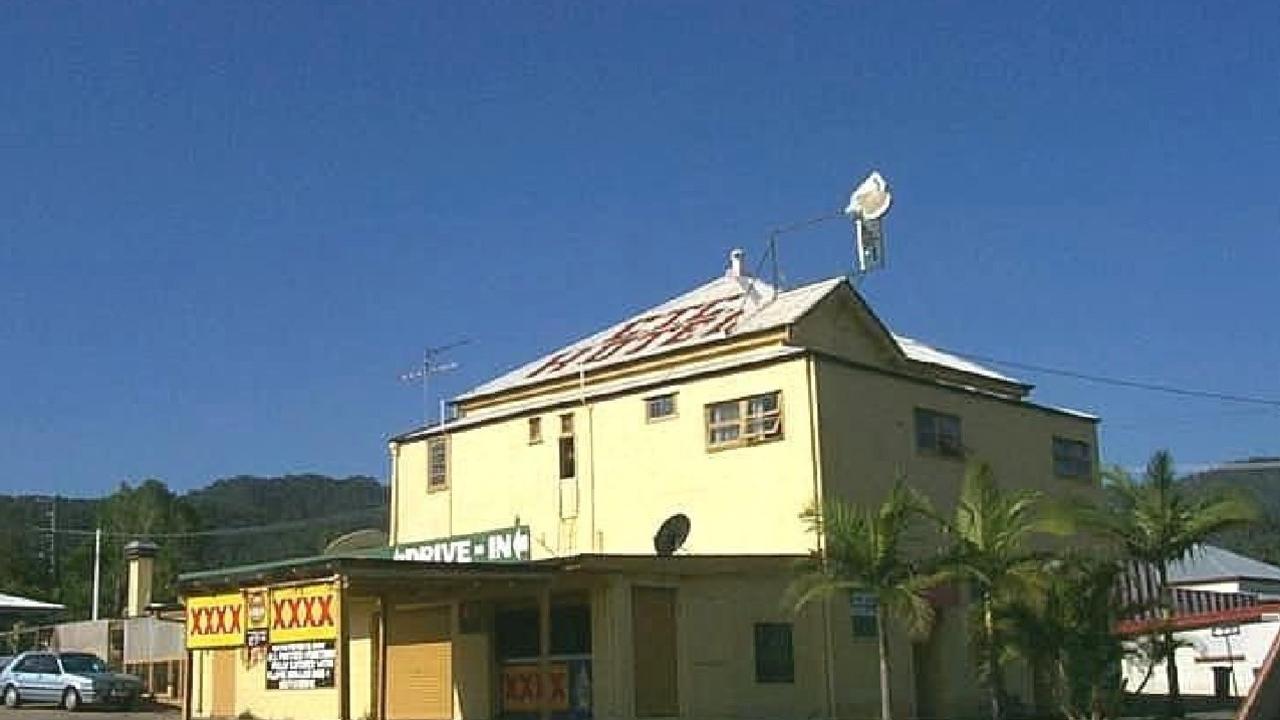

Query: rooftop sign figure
[527,294,746,379]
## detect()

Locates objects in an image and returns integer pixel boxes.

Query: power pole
[91,527,102,621]
[45,495,59,588]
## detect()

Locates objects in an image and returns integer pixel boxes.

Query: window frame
[1052,436,1093,479]
[426,435,449,492]
[913,407,964,458]
[528,417,543,445]
[644,393,678,423]
[705,391,784,451]
[752,622,795,684]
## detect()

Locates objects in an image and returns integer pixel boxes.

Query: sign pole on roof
[845,171,893,276]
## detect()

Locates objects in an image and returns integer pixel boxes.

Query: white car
[0,651,142,711]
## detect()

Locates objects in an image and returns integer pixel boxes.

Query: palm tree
[1004,554,1126,720]
[1074,450,1258,717]
[789,480,938,720]
[939,462,1050,720]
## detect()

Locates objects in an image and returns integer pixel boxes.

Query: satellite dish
[653,513,691,556]
[325,528,389,555]
[844,171,892,220]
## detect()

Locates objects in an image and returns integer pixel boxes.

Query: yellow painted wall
[393,359,820,557]
[348,599,376,720]
[811,356,1099,715]
[586,569,830,720]
[231,650,338,720]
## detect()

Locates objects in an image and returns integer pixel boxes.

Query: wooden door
[210,649,237,718]
[386,605,453,720]
[632,586,679,717]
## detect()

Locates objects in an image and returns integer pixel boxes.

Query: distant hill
[185,473,389,566]
[1183,457,1280,566]
[0,473,387,622]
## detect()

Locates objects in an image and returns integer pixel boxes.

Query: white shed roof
[0,592,64,613]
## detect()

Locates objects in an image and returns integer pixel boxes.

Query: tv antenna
[400,339,468,426]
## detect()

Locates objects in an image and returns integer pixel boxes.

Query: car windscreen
[58,654,108,674]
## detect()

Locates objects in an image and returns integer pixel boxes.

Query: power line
[38,505,386,540]
[939,349,1280,410]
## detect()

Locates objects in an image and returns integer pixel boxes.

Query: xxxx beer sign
[269,584,340,644]
[186,593,244,649]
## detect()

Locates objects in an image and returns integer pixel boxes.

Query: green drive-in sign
[393,525,531,564]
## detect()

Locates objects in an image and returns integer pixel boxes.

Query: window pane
[709,425,740,445]
[708,401,739,424]
[746,392,778,416]
[528,417,542,444]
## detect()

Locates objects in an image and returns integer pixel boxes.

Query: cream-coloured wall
[813,356,1099,513]
[394,359,820,557]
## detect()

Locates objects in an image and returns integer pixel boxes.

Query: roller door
[386,605,453,720]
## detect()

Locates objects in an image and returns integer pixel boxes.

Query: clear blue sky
[2,2,1277,496]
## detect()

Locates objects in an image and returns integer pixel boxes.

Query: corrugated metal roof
[0,592,64,612]
[458,266,1019,402]
[1170,544,1280,585]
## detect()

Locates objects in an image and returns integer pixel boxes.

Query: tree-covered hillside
[0,474,387,623]
[1183,457,1280,565]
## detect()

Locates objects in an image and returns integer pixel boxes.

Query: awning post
[539,585,552,720]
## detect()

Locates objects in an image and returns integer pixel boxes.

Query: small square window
[753,623,794,683]
[645,394,677,422]
[1053,437,1093,479]
[914,408,963,457]
[528,417,543,444]
[427,436,448,491]
[560,413,575,436]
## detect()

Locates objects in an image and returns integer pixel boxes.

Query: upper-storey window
[1053,437,1093,479]
[914,408,963,458]
[528,417,542,444]
[645,393,677,422]
[706,392,782,449]
[559,413,576,479]
[427,436,448,491]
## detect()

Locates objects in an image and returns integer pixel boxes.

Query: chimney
[123,540,158,618]
[726,248,746,278]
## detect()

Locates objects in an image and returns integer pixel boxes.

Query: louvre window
[427,436,448,491]
[914,408,963,457]
[706,392,782,449]
[1053,437,1093,479]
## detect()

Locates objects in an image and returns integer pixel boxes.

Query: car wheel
[2,684,19,708]
[62,687,81,712]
